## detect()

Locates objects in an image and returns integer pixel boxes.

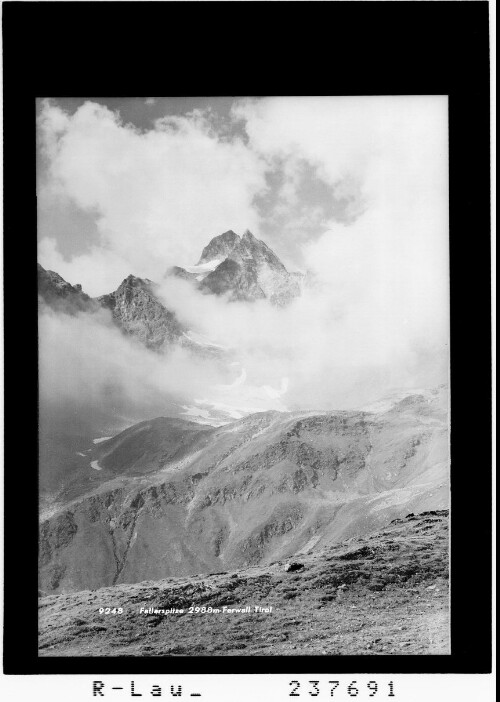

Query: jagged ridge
[39,227,303,355]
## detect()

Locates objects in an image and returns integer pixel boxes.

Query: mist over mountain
[38,226,449,510]
[38,229,306,502]
[39,228,303,354]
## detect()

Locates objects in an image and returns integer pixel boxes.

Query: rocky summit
[172,229,303,305]
[98,275,185,352]
[39,386,448,596]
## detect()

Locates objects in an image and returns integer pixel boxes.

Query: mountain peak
[98,275,184,351]
[190,229,303,305]
[198,230,241,265]
[120,274,151,287]
[242,229,258,241]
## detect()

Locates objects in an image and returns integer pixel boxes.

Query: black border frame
[2,1,492,676]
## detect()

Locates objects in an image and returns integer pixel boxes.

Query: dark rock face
[38,264,97,314]
[284,562,304,572]
[98,275,185,351]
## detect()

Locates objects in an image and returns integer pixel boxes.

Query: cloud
[237,95,450,390]
[38,298,299,432]
[37,100,267,295]
[38,237,137,295]
[37,96,449,420]
[234,96,448,199]
[156,264,448,415]
[241,96,447,247]
[38,304,238,420]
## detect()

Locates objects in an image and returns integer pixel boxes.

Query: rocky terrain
[171,229,303,305]
[38,263,97,314]
[39,386,449,595]
[38,510,450,656]
[198,229,242,264]
[98,275,185,352]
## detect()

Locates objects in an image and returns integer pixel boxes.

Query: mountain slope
[39,387,449,594]
[38,263,97,314]
[200,257,266,301]
[98,275,185,351]
[198,229,241,264]
[39,510,450,656]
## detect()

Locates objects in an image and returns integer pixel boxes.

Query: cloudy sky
[37,96,449,414]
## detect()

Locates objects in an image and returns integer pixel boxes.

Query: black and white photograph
[1,2,494,700]
[36,95,451,658]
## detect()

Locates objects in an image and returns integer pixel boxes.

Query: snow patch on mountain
[184,258,223,277]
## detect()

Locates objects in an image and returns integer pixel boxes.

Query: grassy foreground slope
[39,510,449,656]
